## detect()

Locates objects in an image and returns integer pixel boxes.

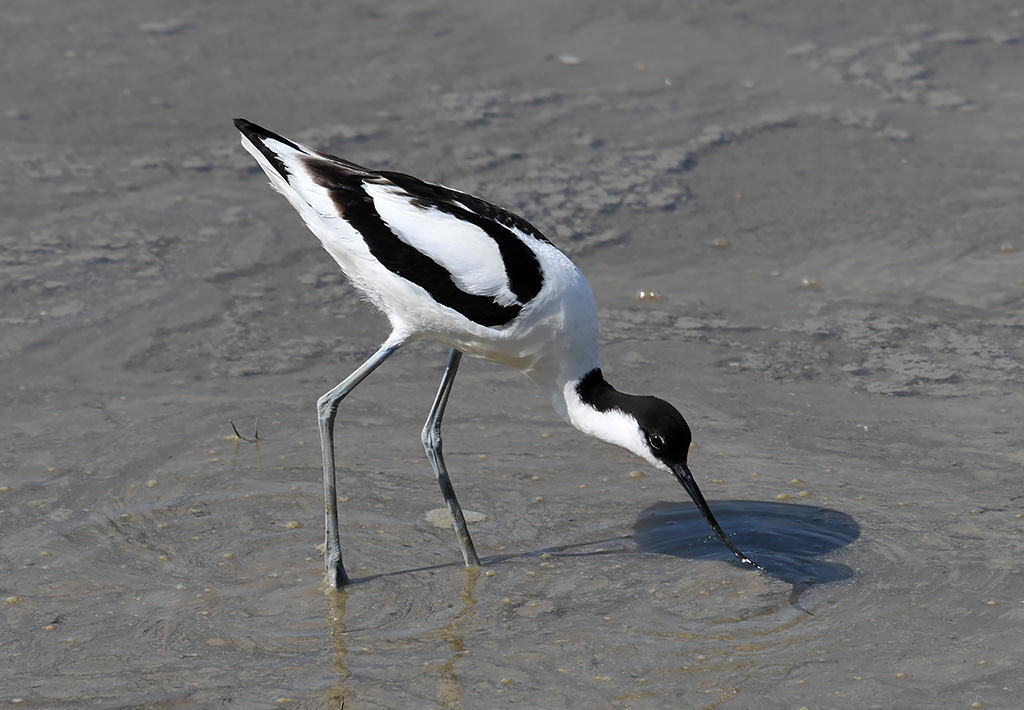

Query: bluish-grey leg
[318,341,401,589]
[421,349,481,567]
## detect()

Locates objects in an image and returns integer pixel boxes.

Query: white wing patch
[365,182,520,307]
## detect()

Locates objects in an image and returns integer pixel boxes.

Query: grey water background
[2,1,1023,708]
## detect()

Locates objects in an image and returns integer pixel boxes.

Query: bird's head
[629,395,692,472]
[570,369,691,473]
[571,370,763,570]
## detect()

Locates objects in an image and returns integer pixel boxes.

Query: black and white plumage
[234,118,761,587]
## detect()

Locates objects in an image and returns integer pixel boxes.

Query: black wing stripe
[380,171,553,245]
[305,158,522,328]
[381,171,547,303]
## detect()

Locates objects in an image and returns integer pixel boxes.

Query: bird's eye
[648,433,666,450]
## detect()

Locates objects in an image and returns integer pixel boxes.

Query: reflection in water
[632,500,860,600]
[426,566,480,709]
[229,418,262,471]
[324,568,480,709]
[325,588,351,709]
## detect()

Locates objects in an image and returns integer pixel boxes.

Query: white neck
[534,368,665,472]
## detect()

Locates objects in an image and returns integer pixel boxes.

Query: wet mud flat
[2,1,1023,708]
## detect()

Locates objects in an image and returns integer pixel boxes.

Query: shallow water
[3,1,1024,708]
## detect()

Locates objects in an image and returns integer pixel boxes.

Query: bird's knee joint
[317,394,339,423]
[421,431,438,451]
[421,425,442,451]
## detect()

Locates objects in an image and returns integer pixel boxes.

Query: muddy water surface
[2,1,1023,708]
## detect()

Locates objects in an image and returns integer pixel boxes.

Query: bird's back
[236,119,600,388]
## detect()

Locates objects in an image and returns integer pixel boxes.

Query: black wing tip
[233,118,302,152]
[233,118,303,179]
[233,117,264,142]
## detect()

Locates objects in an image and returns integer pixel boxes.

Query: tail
[238,118,378,225]
[235,117,380,202]
[233,118,310,183]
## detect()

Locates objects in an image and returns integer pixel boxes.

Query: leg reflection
[427,566,480,708]
[325,588,351,708]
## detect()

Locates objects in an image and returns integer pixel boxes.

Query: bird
[234,118,763,588]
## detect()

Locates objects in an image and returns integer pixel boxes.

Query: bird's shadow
[631,500,859,600]
[343,501,859,605]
